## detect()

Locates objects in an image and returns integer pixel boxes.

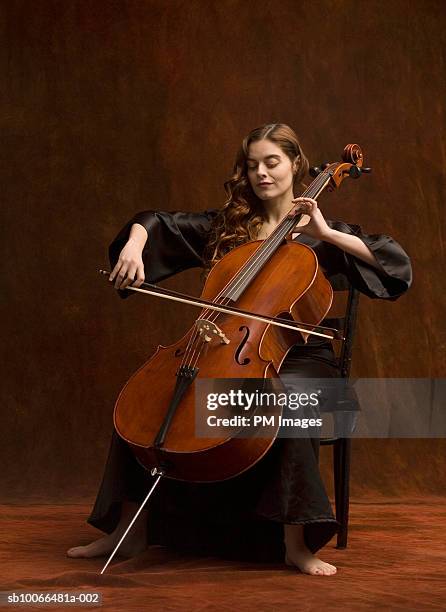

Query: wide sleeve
[109,208,219,298]
[321,220,413,300]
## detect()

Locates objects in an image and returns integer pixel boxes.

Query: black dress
[87,209,412,561]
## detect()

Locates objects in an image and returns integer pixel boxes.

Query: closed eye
[247,162,279,170]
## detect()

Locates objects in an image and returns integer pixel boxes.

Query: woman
[67,123,412,576]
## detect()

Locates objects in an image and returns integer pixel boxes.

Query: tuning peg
[310,162,332,177]
[349,165,372,179]
[349,166,361,179]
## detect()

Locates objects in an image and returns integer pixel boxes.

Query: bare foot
[285,550,337,576]
[67,503,148,559]
[66,532,146,559]
[284,524,337,576]
[67,533,123,558]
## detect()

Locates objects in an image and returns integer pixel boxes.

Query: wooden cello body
[114,240,332,482]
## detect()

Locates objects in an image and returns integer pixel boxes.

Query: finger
[289,201,309,215]
[109,261,122,282]
[306,200,317,211]
[120,264,138,290]
[305,200,316,211]
[289,200,307,217]
[114,262,129,290]
[114,272,126,290]
[292,197,317,205]
[131,265,145,288]
[299,200,317,213]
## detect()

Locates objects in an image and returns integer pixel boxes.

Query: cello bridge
[196,319,230,344]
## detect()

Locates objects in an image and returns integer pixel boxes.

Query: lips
[258,182,272,186]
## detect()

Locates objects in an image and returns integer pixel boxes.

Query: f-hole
[235,326,251,365]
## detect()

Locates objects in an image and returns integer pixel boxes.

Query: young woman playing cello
[67,123,412,576]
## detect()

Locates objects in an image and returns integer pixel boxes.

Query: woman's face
[246,139,295,202]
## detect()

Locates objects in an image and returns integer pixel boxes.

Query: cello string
[183,325,207,372]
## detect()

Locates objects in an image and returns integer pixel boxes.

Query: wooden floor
[1,499,445,611]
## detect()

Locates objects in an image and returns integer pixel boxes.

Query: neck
[262,187,295,223]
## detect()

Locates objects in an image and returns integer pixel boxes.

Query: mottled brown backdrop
[2,0,445,502]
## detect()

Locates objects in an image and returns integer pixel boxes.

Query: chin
[256,191,277,201]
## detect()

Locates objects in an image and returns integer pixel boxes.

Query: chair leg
[333,437,351,549]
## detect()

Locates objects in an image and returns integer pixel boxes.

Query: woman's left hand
[288,197,333,241]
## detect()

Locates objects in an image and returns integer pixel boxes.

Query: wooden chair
[320,279,360,549]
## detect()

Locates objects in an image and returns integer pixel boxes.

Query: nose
[256,163,268,178]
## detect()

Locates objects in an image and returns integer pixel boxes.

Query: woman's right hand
[109,238,146,290]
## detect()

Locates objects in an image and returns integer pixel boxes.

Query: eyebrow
[246,154,281,161]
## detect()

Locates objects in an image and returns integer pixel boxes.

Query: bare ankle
[284,524,307,551]
[116,503,148,532]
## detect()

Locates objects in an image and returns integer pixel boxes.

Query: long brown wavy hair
[202,123,309,276]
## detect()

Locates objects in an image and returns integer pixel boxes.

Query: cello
[99,143,370,572]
